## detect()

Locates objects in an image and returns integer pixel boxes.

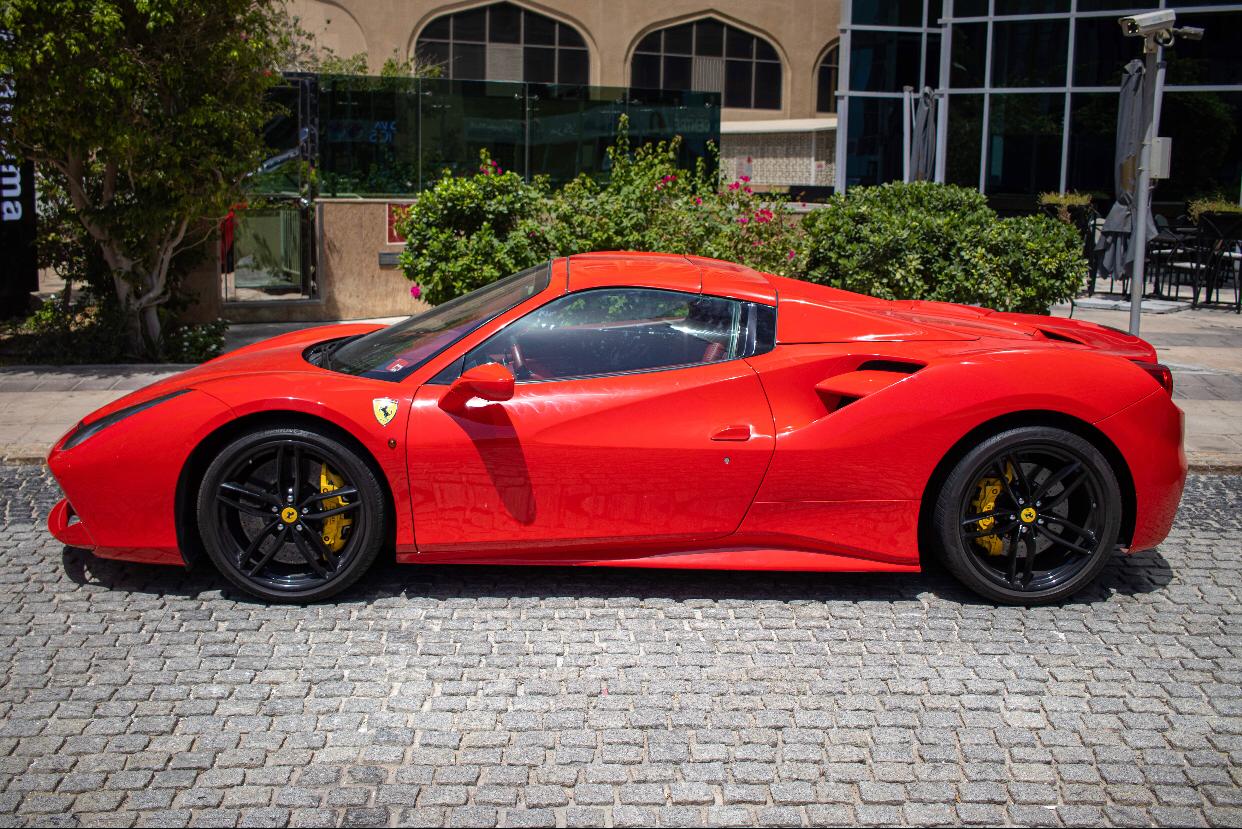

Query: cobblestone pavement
[1,465,1240,828]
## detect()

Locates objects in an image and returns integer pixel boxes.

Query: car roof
[563,252,778,306]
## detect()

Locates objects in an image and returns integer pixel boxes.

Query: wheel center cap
[1020,507,1037,524]
[281,507,299,524]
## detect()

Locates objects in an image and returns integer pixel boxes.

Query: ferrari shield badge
[372,397,399,427]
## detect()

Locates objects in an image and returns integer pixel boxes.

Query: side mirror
[442,362,515,409]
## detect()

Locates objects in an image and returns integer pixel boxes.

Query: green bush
[396,118,804,304]
[396,157,552,306]
[801,182,1085,313]
[161,318,229,363]
[14,295,130,364]
[397,127,1086,316]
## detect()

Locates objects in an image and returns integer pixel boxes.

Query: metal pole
[1128,42,1165,336]
[902,87,913,183]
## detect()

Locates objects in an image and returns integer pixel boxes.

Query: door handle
[711,425,751,441]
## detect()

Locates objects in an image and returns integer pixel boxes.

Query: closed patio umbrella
[909,87,937,182]
[1095,59,1158,287]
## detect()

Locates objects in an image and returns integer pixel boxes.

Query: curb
[1187,458,1242,474]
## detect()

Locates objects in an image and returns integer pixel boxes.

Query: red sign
[386,203,412,245]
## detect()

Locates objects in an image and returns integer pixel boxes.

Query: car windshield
[326,263,551,381]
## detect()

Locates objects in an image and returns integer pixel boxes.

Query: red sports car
[47,253,1185,605]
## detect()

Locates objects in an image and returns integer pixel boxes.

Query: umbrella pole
[1129,44,1166,336]
[902,86,913,184]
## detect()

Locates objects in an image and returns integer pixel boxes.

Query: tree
[0,0,290,353]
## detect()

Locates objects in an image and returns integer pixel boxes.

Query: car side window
[461,288,745,382]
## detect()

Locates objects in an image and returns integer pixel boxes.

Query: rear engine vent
[1038,328,1082,344]
[856,359,923,374]
[834,395,861,412]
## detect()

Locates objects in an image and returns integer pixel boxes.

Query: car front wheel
[933,426,1123,605]
[196,426,386,603]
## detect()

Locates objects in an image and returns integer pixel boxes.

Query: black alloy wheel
[196,426,386,602]
[933,426,1122,605]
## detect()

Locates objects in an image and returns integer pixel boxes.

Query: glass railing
[250,74,721,199]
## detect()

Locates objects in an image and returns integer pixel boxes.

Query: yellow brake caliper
[971,463,1015,556]
[318,464,353,552]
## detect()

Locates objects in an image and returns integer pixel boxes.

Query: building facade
[290,0,845,191]
[837,0,1242,210]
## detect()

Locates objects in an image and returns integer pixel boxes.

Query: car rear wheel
[932,426,1122,605]
[196,426,386,603]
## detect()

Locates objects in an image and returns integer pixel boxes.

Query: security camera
[1119,10,1176,37]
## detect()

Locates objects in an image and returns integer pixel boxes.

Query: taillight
[1136,361,1174,396]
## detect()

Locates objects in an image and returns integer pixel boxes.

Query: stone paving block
[0,466,1240,827]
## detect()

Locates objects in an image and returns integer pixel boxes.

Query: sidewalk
[2,307,1240,468]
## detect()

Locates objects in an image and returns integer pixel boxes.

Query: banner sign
[0,32,38,318]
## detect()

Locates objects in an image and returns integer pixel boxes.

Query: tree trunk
[139,303,162,355]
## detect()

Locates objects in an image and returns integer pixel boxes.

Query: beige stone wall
[287,0,842,121]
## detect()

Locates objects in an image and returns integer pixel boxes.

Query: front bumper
[48,497,95,549]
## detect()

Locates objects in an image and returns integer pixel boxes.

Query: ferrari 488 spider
[47,253,1185,604]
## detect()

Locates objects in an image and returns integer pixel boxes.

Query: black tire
[196,426,386,603]
[932,426,1122,606]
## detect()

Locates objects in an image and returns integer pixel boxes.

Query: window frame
[630,18,782,111]
[816,41,840,114]
[415,1,589,85]
[431,287,775,385]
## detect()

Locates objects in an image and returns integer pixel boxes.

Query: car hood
[82,323,384,422]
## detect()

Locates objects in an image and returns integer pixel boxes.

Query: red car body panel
[46,252,1186,578]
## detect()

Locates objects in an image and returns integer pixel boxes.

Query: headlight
[62,389,192,450]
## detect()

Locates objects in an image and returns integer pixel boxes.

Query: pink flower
[744,187,752,194]
[661,174,677,183]
[694,197,703,205]
[787,249,796,260]
[740,175,751,183]
[737,216,750,224]
[752,240,761,246]
[728,181,741,191]
[409,284,422,299]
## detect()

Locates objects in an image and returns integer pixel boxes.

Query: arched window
[817,42,839,113]
[415,2,588,84]
[630,18,781,110]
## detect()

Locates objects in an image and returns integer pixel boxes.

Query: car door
[407,287,776,555]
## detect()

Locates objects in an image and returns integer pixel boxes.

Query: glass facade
[835,0,943,188]
[838,0,1242,207]
[252,75,720,199]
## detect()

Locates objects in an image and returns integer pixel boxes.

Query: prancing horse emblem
[372,397,398,427]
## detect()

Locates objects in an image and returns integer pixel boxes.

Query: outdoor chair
[1193,213,1242,313]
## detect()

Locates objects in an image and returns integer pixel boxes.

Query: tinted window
[950,23,988,88]
[986,93,1065,195]
[326,264,550,381]
[462,289,744,382]
[990,20,1068,87]
[849,30,923,93]
[852,0,924,27]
